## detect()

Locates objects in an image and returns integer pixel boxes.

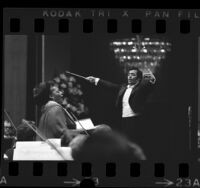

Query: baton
[65,71,87,80]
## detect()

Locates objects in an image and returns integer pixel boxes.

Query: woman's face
[50,86,64,103]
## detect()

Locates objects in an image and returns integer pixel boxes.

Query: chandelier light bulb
[111,37,171,74]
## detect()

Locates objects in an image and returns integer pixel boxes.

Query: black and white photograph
[3,34,197,161]
[1,8,200,187]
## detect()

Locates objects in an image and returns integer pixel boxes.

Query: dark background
[4,34,196,160]
[69,35,195,160]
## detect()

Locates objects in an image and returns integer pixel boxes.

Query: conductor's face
[127,70,138,85]
[50,86,64,104]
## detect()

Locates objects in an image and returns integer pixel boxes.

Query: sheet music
[13,139,73,161]
[15,139,61,149]
[75,118,95,130]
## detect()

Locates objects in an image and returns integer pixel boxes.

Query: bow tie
[127,85,134,88]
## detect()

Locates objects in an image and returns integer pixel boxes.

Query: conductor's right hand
[86,76,98,84]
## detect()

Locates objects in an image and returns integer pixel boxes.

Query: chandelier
[110,35,171,74]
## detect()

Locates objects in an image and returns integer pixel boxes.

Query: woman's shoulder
[44,101,63,113]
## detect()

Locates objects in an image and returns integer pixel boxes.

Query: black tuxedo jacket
[97,79,156,117]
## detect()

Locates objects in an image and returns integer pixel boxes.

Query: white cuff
[150,78,156,84]
[94,78,100,86]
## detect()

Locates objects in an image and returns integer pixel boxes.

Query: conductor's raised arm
[86,76,119,92]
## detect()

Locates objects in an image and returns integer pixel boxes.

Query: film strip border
[2,8,200,187]
[3,9,200,35]
[1,161,200,187]
[5,18,192,34]
[7,162,190,177]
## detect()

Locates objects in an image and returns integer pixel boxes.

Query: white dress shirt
[94,78,137,118]
[122,85,137,118]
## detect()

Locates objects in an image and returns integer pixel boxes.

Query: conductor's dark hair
[127,67,143,82]
[33,81,54,106]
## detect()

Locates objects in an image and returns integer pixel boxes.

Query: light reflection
[110,35,171,73]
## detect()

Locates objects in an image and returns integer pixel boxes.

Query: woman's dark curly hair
[33,81,54,106]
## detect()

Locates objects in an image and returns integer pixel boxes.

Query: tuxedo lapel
[128,82,141,108]
[116,85,127,107]
[130,83,139,95]
[118,85,127,97]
